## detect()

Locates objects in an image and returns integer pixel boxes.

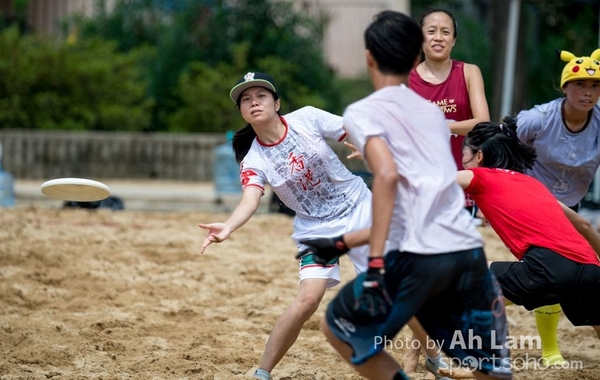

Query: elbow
[576,218,595,235]
[373,169,399,189]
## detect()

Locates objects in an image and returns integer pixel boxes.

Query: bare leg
[401,339,421,373]
[404,318,447,376]
[402,318,430,375]
[257,278,328,373]
[323,317,404,380]
[401,320,421,373]
[408,318,441,358]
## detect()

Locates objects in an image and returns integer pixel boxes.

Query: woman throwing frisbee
[198,72,373,380]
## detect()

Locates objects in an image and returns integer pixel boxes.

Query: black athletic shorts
[490,246,600,326]
[325,248,512,378]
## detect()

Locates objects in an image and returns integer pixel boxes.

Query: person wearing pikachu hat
[515,48,600,366]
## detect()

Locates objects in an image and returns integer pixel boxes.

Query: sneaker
[253,369,272,380]
[426,359,477,379]
[425,358,452,380]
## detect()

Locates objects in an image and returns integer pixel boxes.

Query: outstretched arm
[559,201,600,259]
[198,186,263,253]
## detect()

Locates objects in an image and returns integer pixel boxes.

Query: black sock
[393,371,409,380]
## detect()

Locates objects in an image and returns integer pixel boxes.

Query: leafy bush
[168,61,241,133]
[0,27,153,130]
[75,0,340,132]
[169,54,333,133]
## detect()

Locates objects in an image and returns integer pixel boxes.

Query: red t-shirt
[465,167,599,265]
[409,60,473,170]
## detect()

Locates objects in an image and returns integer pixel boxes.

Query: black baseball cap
[229,72,278,103]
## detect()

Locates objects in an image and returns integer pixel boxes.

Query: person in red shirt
[457,118,600,344]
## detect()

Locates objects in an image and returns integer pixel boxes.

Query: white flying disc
[41,178,111,202]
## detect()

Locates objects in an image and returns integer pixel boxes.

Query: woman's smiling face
[421,11,456,61]
[563,79,600,113]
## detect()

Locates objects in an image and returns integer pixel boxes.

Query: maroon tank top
[409,60,473,171]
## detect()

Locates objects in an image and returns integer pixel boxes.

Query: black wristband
[368,257,385,270]
[333,234,349,253]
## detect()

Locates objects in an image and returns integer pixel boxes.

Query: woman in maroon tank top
[408,9,490,174]
[404,8,491,379]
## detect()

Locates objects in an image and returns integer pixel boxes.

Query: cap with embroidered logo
[230,72,278,103]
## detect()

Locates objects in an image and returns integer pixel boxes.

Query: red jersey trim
[257,116,288,147]
[338,132,347,142]
[242,183,265,193]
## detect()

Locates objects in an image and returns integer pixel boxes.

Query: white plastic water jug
[213,131,241,198]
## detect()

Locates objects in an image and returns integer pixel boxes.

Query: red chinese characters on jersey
[288,152,305,173]
[288,152,321,191]
[240,168,258,186]
[302,168,321,189]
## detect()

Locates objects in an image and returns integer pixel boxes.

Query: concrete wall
[0,130,225,181]
[0,130,367,182]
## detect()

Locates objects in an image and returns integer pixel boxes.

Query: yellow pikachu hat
[557,48,600,87]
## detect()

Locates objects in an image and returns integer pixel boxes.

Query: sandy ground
[1,206,599,379]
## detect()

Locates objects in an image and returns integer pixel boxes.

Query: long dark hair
[231,89,281,164]
[463,116,537,173]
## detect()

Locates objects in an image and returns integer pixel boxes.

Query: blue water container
[213,131,241,197]
[0,141,15,208]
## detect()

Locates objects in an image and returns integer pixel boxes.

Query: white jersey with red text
[240,106,370,223]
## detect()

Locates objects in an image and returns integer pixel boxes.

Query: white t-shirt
[343,85,482,254]
[240,106,370,222]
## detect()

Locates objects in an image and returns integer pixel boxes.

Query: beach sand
[1,207,598,379]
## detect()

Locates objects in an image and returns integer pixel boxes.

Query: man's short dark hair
[364,11,423,75]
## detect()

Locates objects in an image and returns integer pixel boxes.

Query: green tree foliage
[0,27,153,130]
[0,0,31,33]
[170,55,330,133]
[523,0,600,107]
[167,62,239,133]
[75,0,339,132]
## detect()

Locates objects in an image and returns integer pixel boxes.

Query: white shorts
[292,193,371,288]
